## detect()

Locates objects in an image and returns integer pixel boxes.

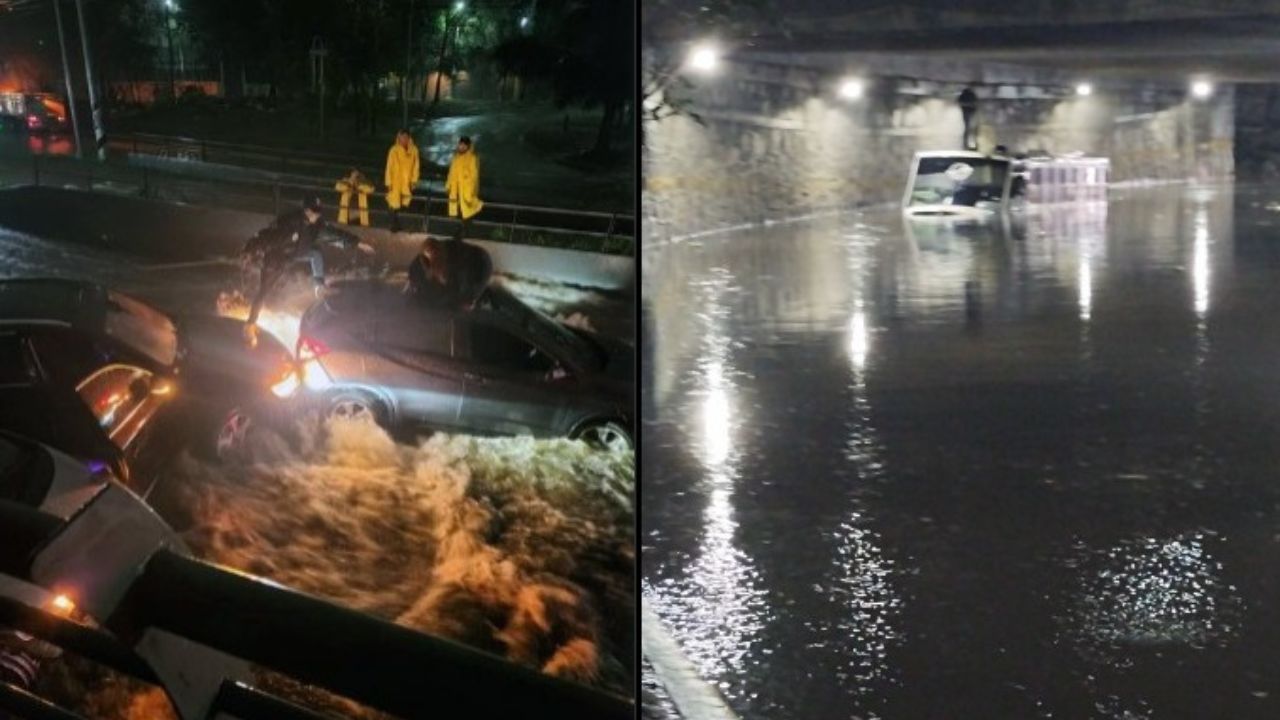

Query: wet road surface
[642,184,1280,719]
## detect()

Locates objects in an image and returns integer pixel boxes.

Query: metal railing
[4,143,635,256]
[0,499,634,720]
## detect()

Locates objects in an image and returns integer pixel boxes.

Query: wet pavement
[642,184,1280,719]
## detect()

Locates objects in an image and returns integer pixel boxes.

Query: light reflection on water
[643,184,1274,718]
[1064,532,1244,665]
[647,266,771,695]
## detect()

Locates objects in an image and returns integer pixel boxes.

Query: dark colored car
[0,429,187,694]
[0,279,300,497]
[296,279,633,451]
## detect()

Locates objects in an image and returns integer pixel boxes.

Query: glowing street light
[519,16,530,28]
[687,43,720,74]
[1076,82,1092,97]
[839,78,865,101]
[453,0,465,12]
[1191,79,1213,99]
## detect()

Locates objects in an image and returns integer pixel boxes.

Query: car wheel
[327,393,383,426]
[214,407,254,463]
[575,420,632,453]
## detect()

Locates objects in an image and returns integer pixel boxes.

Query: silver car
[296,280,633,451]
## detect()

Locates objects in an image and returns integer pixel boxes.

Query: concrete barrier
[0,186,635,293]
[641,598,740,720]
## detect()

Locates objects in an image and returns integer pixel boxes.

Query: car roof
[0,278,106,332]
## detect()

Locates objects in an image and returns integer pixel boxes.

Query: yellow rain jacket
[335,172,375,226]
[384,141,420,211]
[446,151,483,220]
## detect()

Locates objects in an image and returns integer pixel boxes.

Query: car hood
[177,314,293,386]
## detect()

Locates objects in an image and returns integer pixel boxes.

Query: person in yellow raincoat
[384,129,419,232]
[446,136,483,240]
[335,168,375,226]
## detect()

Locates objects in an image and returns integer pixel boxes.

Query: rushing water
[642,184,1280,719]
[0,236,636,718]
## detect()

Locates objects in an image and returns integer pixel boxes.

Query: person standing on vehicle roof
[245,196,373,330]
[446,136,483,242]
[384,129,420,233]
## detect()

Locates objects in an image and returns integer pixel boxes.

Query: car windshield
[908,156,1009,207]
[0,435,23,499]
[104,291,177,367]
[480,287,602,370]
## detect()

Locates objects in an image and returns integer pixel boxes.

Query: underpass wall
[643,54,1234,245]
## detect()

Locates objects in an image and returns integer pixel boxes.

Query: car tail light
[296,336,333,390]
[297,336,330,361]
[269,362,300,398]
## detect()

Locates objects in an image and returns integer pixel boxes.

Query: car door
[368,304,466,430]
[455,316,567,437]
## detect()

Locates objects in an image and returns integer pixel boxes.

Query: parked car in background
[296,279,634,451]
[0,92,69,134]
[0,279,300,498]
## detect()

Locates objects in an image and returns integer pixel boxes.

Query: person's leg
[248,264,280,326]
[305,248,325,285]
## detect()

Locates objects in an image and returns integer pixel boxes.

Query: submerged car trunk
[177,315,292,387]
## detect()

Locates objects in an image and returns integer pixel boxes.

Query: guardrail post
[510,207,518,243]
[606,213,616,240]
[200,139,207,163]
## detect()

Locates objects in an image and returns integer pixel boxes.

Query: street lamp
[1191,79,1213,99]
[453,0,465,11]
[838,78,864,101]
[1076,82,1092,96]
[163,0,177,102]
[520,16,530,28]
[686,43,719,74]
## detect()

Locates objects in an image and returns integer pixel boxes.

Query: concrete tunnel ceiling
[647,0,1280,83]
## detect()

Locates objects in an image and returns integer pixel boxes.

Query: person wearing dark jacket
[404,237,492,310]
[405,238,450,306]
[447,238,493,310]
[246,196,373,328]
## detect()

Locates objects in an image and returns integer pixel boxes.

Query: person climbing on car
[244,196,373,334]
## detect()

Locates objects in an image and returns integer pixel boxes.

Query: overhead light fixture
[687,43,720,74]
[1076,82,1092,97]
[839,78,865,100]
[1191,79,1213,99]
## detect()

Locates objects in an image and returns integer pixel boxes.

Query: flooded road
[642,184,1280,719]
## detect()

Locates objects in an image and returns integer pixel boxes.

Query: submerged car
[296,279,634,451]
[903,150,1016,219]
[0,279,299,497]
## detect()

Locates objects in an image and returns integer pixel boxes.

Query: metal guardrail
[0,499,634,720]
[5,140,635,255]
[106,131,636,232]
